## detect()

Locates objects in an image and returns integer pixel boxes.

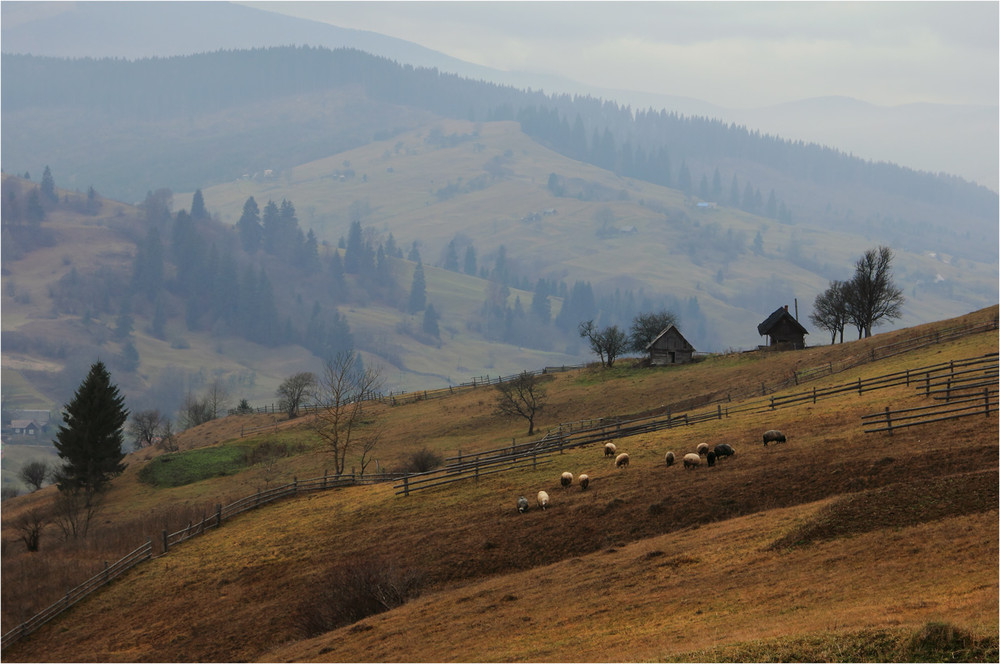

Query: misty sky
[248,1,999,110]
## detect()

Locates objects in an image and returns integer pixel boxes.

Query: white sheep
[615,452,630,469]
[578,474,590,490]
[665,451,675,466]
[537,490,550,510]
[604,442,617,457]
[696,442,710,456]
[517,496,529,513]
[560,471,573,488]
[683,452,701,469]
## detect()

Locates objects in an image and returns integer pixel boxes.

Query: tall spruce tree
[408,261,427,313]
[53,361,129,505]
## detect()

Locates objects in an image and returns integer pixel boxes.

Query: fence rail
[862,388,998,434]
[0,539,153,650]
[396,352,999,497]
[0,471,402,649]
[6,317,995,647]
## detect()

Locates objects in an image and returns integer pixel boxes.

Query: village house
[757,305,808,350]
[646,324,696,365]
[9,419,40,436]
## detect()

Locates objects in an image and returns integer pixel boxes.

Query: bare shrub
[15,508,50,552]
[403,448,444,473]
[294,557,423,637]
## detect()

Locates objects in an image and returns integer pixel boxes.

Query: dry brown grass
[1,306,996,661]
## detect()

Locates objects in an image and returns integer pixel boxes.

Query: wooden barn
[646,324,696,365]
[757,305,808,350]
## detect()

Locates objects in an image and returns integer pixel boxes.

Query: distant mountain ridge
[2,0,995,190]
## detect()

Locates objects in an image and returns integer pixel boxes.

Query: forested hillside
[3,47,996,264]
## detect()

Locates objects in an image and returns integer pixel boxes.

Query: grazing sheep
[714,444,735,459]
[665,451,675,466]
[683,453,701,469]
[561,471,573,488]
[537,490,550,510]
[579,474,590,490]
[706,450,716,467]
[762,430,786,446]
[517,496,529,513]
[615,452,630,469]
[696,442,710,456]
[604,442,617,457]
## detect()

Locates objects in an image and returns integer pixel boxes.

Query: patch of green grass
[138,445,251,488]
[138,439,312,488]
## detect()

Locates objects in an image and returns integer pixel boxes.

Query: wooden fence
[395,352,998,497]
[8,317,994,645]
[0,471,403,650]
[862,388,998,435]
[0,540,152,650]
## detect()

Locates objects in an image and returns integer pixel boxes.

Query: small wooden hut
[645,324,695,365]
[757,305,808,350]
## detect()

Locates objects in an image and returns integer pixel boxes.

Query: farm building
[646,324,696,365]
[757,305,808,350]
[9,419,39,436]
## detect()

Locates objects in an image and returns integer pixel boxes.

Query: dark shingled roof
[757,307,809,336]
[644,324,694,352]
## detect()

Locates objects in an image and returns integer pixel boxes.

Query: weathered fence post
[857,377,863,395]
[761,381,766,395]
[402,475,410,497]
[925,373,931,397]
[293,477,298,494]
[905,369,910,387]
[885,406,893,436]
[769,396,775,410]
[323,469,328,489]
[945,377,952,402]
[717,404,722,420]
[812,387,817,404]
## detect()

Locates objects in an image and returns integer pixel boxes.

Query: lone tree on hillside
[276,371,317,419]
[53,361,129,536]
[628,310,679,352]
[810,280,850,344]
[579,320,629,368]
[127,409,166,450]
[495,371,548,436]
[18,460,51,492]
[312,351,384,476]
[845,246,905,338]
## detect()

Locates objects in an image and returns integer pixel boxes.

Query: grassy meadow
[1,305,996,662]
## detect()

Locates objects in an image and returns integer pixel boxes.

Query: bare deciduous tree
[579,320,629,368]
[18,459,50,491]
[15,508,50,552]
[494,370,548,435]
[128,409,165,450]
[845,246,905,338]
[205,379,231,419]
[276,371,316,419]
[312,351,384,476]
[628,310,679,352]
[810,280,850,344]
